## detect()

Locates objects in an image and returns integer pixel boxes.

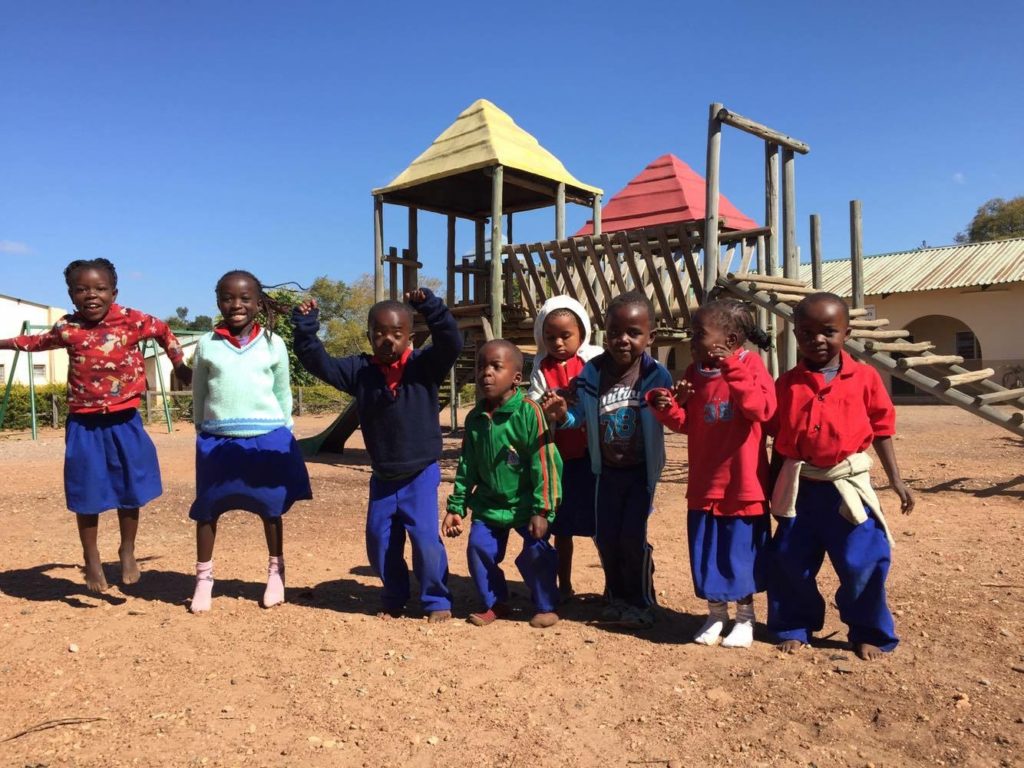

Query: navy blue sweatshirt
[291,288,463,478]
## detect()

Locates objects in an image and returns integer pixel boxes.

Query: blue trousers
[688,511,769,602]
[467,520,558,613]
[366,462,452,613]
[595,465,655,608]
[766,481,898,651]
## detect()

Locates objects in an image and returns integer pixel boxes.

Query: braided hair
[64,258,117,289]
[693,299,772,351]
[215,269,292,339]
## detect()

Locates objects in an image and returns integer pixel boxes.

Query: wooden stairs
[717,272,1024,439]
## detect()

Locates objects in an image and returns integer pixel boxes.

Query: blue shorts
[549,455,597,537]
[189,427,312,521]
[64,410,162,515]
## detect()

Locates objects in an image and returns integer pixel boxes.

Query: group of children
[0,258,914,659]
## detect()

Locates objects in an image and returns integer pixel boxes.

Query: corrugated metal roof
[798,237,1024,297]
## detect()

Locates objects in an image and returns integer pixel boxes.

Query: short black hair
[607,290,655,325]
[793,292,850,323]
[543,307,587,338]
[368,300,414,328]
[478,339,524,373]
[693,299,772,351]
[215,269,291,339]
[64,258,117,290]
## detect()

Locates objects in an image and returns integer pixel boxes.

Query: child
[767,292,914,660]
[0,258,191,592]
[292,288,459,622]
[443,339,561,628]
[527,296,603,601]
[541,291,672,629]
[188,270,312,613]
[648,300,776,648]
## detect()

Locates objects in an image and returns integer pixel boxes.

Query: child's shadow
[118,562,262,608]
[301,565,480,618]
[0,562,129,609]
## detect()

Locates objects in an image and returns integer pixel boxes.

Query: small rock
[323,740,337,749]
[308,736,322,746]
[437,685,447,694]
[834,663,855,675]
[221,706,234,713]
[426,736,440,745]
[68,643,79,654]
[383,668,395,677]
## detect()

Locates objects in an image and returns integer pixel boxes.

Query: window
[955,331,979,360]
[0,363,5,382]
[33,364,46,383]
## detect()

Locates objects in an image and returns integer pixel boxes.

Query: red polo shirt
[770,350,895,468]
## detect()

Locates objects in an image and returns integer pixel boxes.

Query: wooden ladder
[717,272,1024,439]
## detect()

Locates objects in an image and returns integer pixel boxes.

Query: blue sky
[2,1,1021,320]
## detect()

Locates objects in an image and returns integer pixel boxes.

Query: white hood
[527,295,604,402]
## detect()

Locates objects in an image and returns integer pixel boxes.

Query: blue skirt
[549,455,597,537]
[189,427,312,522]
[687,510,769,602]
[64,410,163,515]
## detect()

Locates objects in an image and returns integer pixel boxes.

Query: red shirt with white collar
[9,304,185,414]
[770,350,896,468]
[648,349,775,515]
[538,354,588,460]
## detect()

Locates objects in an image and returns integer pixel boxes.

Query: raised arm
[290,303,360,394]
[719,352,776,423]
[135,311,191,385]
[0,322,67,353]
[407,288,463,383]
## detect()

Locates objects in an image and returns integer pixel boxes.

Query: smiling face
[216,274,261,336]
[476,341,522,407]
[542,310,583,362]
[794,298,850,370]
[68,267,118,324]
[604,302,654,370]
[368,306,412,364]
[690,309,737,367]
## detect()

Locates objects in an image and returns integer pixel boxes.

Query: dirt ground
[0,405,1022,768]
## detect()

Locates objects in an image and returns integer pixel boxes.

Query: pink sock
[190,560,214,613]
[263,555,285,608]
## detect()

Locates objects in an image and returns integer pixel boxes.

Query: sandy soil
[0,405,1022,768]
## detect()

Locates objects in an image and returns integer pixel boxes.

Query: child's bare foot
[83,558,108,593]
[468,602,510,626]
[427,610,451,623]
[377,608,404,620]
[529,611,559,628]
[854,642,884,661]
[118,546,140,585]
[776,639,806,653]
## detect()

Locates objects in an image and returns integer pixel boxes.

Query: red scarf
[213,322,262,348]
[373,347,412,394]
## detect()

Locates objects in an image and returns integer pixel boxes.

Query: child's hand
[709,343,734,363]
[539,391,568,423]
[893,480,915,515]
[673,379,695,406]
[649,388,674,411]
[405,289,428,306]
[442,513,464,537]
[295,298,318,315]
[174,364,193,388]
[528,514,549,540]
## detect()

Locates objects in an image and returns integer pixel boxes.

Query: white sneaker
[721,603,755,648]
[693,601,729,645]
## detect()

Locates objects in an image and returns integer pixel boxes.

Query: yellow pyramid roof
[373,99,600,215]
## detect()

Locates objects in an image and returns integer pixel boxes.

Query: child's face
[794,299,850,370]
[68,268,117,324]
[368,307,412,364]
[476,344,522,406]
[542,312,583,361]
[604,303,654,369]
[690,313,736,366]
[217,275,260,335]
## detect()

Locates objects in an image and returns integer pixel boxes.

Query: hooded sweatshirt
[527,296,604,460]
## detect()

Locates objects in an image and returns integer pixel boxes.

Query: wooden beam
[657,229,692,326]
[490,165,504,338]
[974,387,1024,405]
[555,182,566,240]
[782,147,798,371]
[533,241,562,300]
[850,200,865,309]
[474,219,486,306]
[446,215,456,305]
[506,246,536,317]
[850,329,909,340]
[810,213,823,289]
[599,234,629,294]
[898,354,964,369]
[718,225,773,244]
[373,195,384,302]
[546,240,580,302]
[617,230,645,292]
[717,107,810,154]
[849,318,890,329]
[864,340,934,353]
[516,243,547,304]
[567,237,602,324]
[703,102,723,298]
[764,143,779,278]
[637,231,674,322]
[581,237,613,307]
[592,194,602,236]
[939,369,995,389]
[729,272,806,287]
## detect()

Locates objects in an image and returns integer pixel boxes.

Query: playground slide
[298,400,360,457]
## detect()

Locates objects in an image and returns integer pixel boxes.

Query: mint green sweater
[191,331,294,437]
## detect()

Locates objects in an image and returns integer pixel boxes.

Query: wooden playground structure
[303,99,1024,453]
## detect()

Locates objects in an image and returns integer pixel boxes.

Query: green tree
[955,197,1024,243]
[261,289,318,386]
[189,315,213,331]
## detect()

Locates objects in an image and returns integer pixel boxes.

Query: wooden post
[703,102,723,298]
[373,196,385,302]
[506,212,513,246]
[474,219,485,305]
[810,213,823,289]
[491,165,504,339]
[592,194,602,236]
[850,199,865,309]
[555,182,566,240]
[782,148,798,372]
[755,234,768,368]
[449,367,458,432]
[764,143,779,277]
[447,215,456,305]
[408,207,419,292]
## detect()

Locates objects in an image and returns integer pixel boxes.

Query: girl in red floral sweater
[0,259,191,592]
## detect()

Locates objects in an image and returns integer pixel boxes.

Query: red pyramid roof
[576,153,758,236]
